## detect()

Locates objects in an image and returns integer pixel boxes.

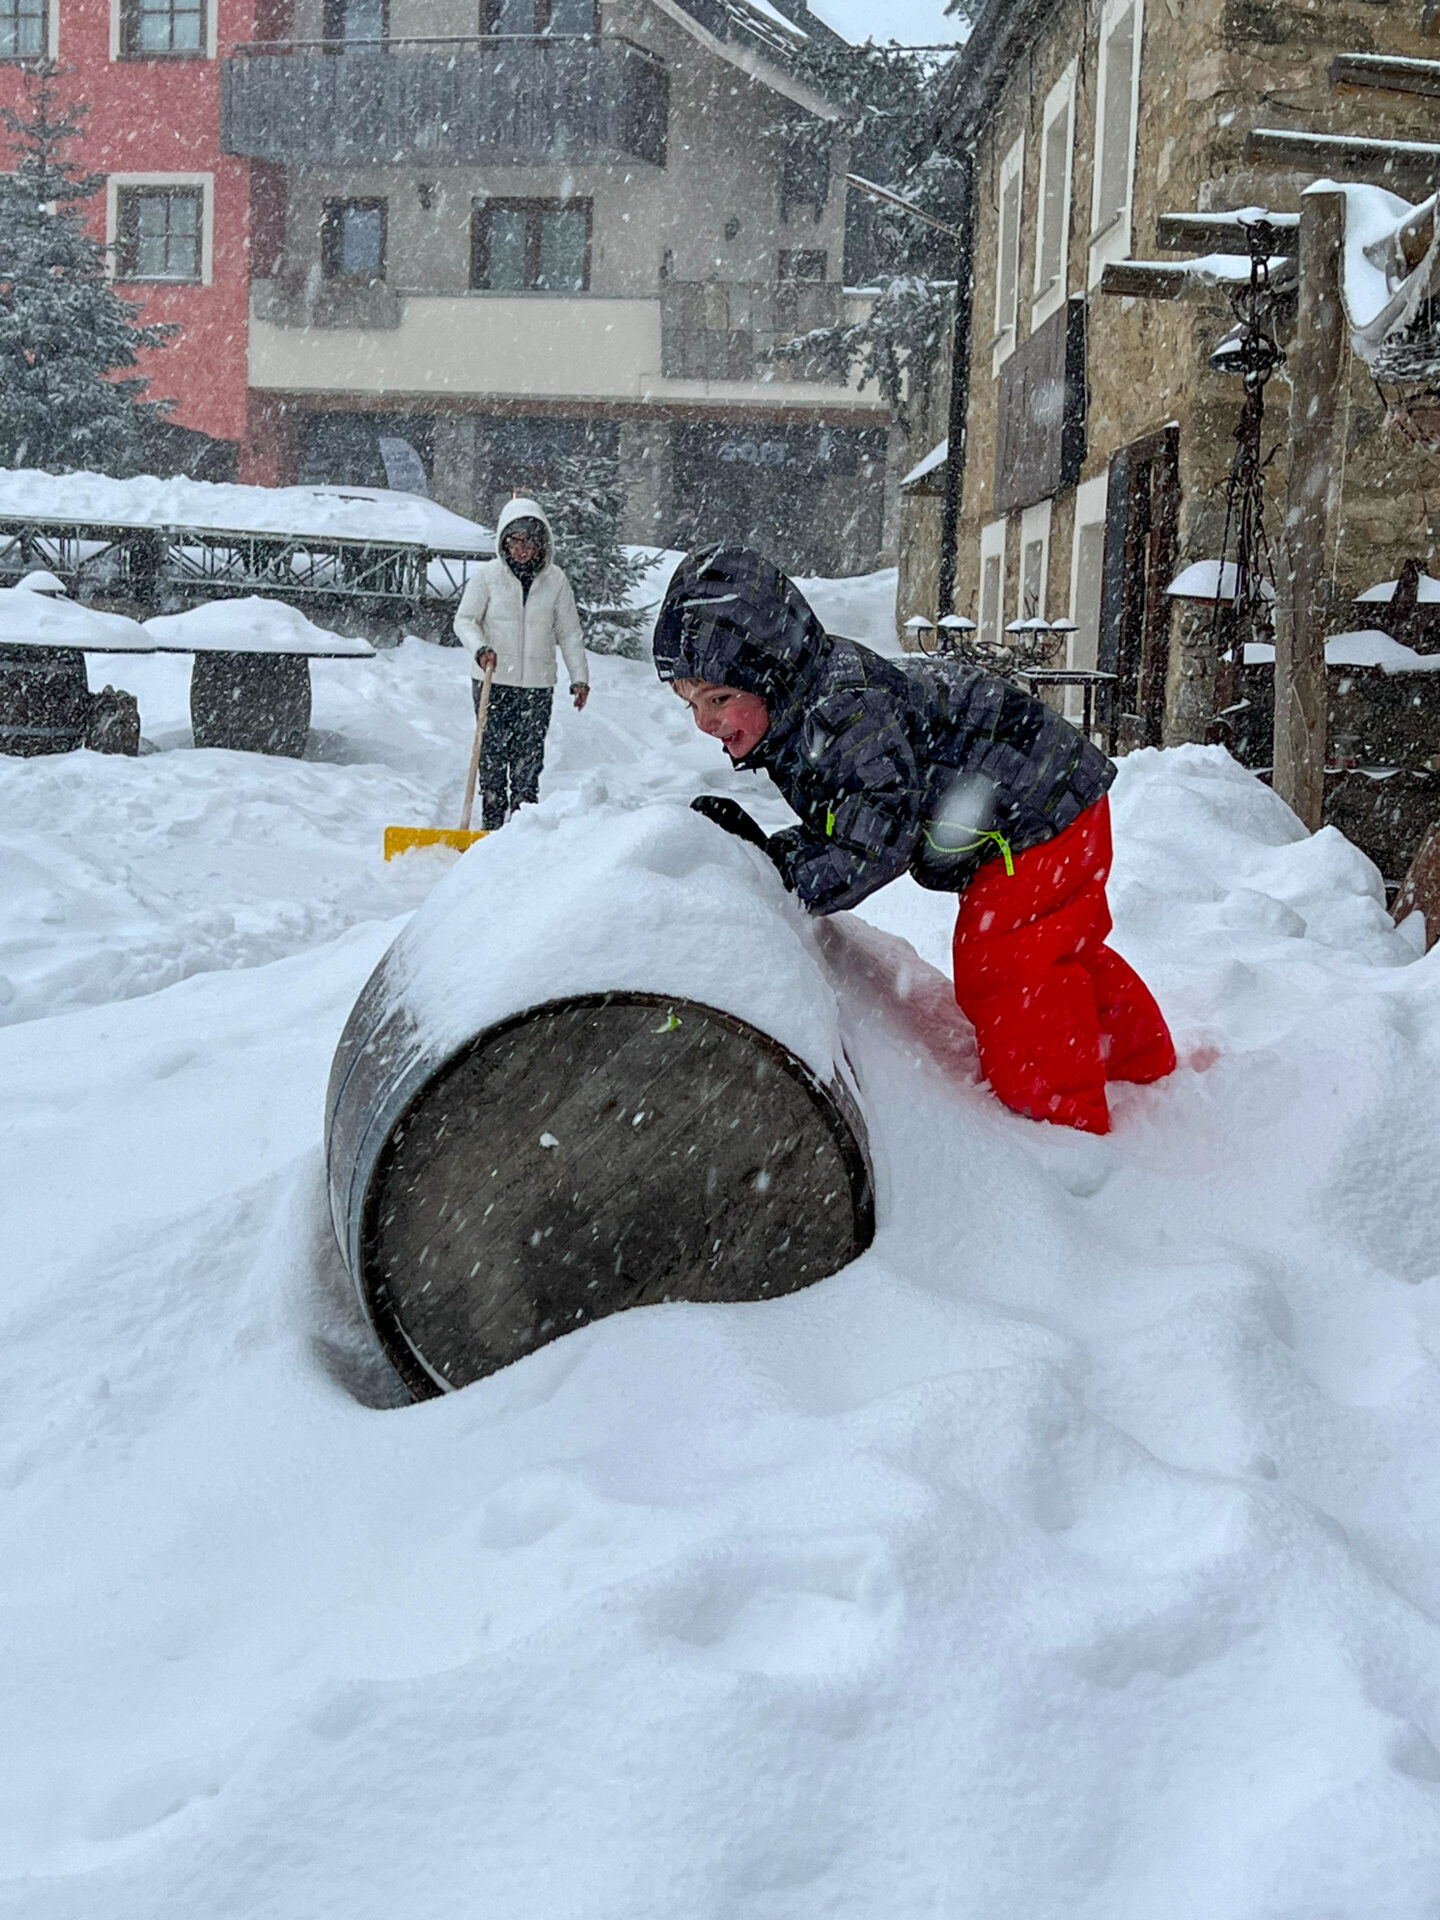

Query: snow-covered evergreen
[545,450,653,656]
[0,64,173,475]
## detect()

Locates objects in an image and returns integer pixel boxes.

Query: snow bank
[7,646,1440,1918]
[0,468,494,551]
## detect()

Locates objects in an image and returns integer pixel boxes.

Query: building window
[0,0,45,59]
[1017,499,1052,622]
[479,0,598,30]
[324,0,386,42]
[992,133,1023,374]
[470,199,591,292]
[780,130,831,225]
[979,517,1006,649]
[119,0,204,56]
[1032,64,1075,328]
[322,199,387,281]
[115,186,204,281]
[1089,0,1144,287]
[778,249,826,282]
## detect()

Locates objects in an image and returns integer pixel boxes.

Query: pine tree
[544,451,652,658]
[0,62,175,474]
[773,39,966,436]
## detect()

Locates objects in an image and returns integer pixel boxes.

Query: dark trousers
[475,682,553,830]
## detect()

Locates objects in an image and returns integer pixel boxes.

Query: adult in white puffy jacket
[453,496,589,829]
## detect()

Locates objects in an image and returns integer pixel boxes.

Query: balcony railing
[660,279,844,383]
[221,35,668,168]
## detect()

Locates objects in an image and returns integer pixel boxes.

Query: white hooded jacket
[453,497,589,690]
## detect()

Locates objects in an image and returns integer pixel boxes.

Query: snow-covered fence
[324,805,874,1399]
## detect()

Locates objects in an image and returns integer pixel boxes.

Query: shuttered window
[1032,66,1075,326]
[1089,0,1143,285]
[992,134,1024,374]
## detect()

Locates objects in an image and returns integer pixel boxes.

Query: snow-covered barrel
[325,804,874,1399]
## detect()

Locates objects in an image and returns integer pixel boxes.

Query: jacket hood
[496,496,553,569]
[653,546,832,729]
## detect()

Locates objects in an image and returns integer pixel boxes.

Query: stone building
[898,0,1440,755]
[222,0,895,572]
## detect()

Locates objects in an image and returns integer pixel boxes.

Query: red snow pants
[950,797,1175,1135]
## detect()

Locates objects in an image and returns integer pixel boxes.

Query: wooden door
[1098,425,1179,751]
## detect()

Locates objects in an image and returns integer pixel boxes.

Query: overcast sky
[806,0,970,44]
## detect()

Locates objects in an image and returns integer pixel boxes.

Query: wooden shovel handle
[459,661,495,833]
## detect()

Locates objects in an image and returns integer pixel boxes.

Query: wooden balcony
[221,35,668,168]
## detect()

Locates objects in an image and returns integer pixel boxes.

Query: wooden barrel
[326,963,874,1400]
[0,644,90,756]
[190,651,311,756]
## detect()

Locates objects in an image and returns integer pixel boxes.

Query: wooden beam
[1099,260,1192,299]
[1331,52,1440,100]
[1244,126,1440,184]
[1273,189,1346,832]
[1099,255,1294,301]
[1155,211,1297,255]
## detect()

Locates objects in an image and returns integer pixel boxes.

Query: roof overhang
[645,0,846,119]
[934,0,1066,149]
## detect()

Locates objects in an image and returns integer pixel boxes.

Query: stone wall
[910,0,1440,754]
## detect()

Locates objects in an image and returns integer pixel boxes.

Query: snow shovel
[384,662,494,859]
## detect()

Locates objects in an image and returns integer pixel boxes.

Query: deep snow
[5,588,1440,1917]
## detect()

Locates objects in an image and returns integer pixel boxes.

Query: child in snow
[654,545,1175,1136]
[454,496,590,830]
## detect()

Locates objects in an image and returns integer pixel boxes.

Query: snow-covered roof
[901,438,949,489]
[0,469,494,553]
[1168,560,1276,603]
[143,598,375,659]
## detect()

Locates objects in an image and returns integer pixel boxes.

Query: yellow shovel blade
[384,825,489,860]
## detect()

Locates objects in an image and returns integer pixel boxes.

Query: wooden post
[1273,188,1348,831]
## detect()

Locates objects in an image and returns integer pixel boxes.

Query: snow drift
[3,619,1440,1918]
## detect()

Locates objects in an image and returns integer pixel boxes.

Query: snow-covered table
[145,599,375,758]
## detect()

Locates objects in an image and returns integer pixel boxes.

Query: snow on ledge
[1244,629,1440,672]
[1168,559,1275,603]
[901,439,949,489]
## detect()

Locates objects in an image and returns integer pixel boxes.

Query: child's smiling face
[673,680,771,760]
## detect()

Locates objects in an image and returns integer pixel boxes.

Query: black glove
[762,825,804,893]
[690,794,770,853]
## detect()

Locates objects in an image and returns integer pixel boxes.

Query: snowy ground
[5,579,1440,1917]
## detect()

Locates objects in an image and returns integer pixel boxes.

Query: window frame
[115,0,208,60]
[0,0,50,62]
[1017,498,1053,625]
[320,197,389,283]
[1088,0,1144,289]
[322,0,388,44]
[469,197,593,294]
[108,174,212,285]
[992,132,1024,376]
[1032,62,1076,329]
[1066,471,1109,724]
[978,516,1007,650]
